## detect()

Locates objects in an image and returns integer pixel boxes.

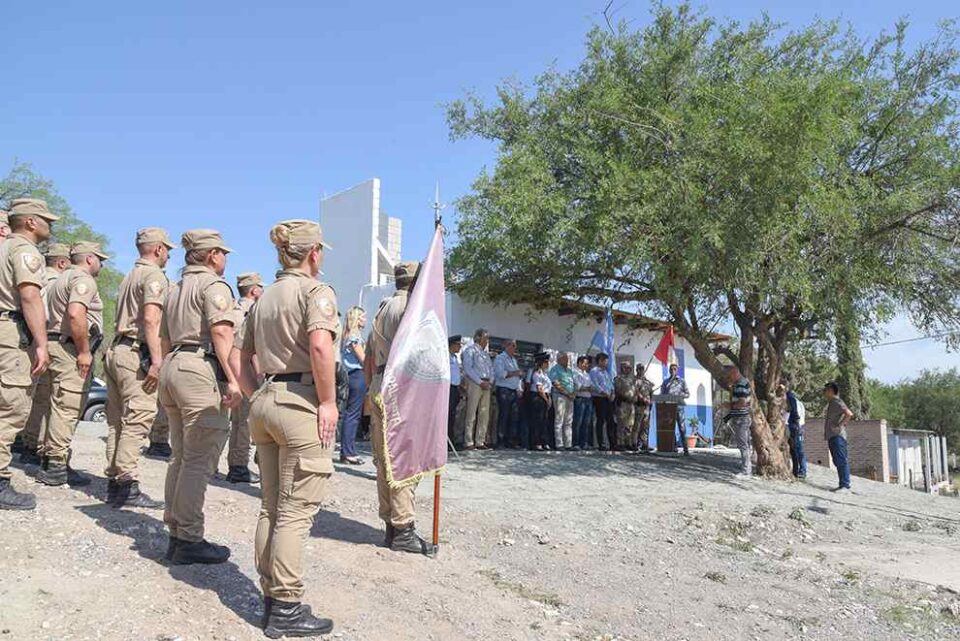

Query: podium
[653,394,686,453]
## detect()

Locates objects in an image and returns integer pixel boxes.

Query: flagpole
[432,183,446,550]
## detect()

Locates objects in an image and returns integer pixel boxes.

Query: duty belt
[114,335,141,349]
[266,372,310,383]
[170,344,206,354]
[0,310,21,321]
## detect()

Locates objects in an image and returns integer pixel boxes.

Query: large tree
[0,161,123,361]
[447,4,960,477]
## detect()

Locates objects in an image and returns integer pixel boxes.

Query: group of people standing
[0,201,434,638]
[447,330,699,455]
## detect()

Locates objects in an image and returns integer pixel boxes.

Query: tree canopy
[447,4,960,476]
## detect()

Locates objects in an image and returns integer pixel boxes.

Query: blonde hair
[344,306,365,338]
[185,248,212,265]
[270,223,319,268]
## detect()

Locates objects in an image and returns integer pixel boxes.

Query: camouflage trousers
[634,404,651,448]
[616,402,635,449]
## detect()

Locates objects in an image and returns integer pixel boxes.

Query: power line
[863,330,959,349]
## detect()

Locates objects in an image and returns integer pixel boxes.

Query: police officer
[614,362,637,451]
[237,220,337,638]
[16,242,70,464]
[103,228,174,508]
[634,363,654,452]
[159,229,241,565]
[37,241,108,486]
[219,271,263,484]
[364,261,437,557]
[0,199,57,510]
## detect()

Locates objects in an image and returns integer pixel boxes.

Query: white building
[320,178,724,444]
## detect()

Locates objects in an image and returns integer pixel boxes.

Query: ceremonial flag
[653,326,676,365]
[381,226,449,488]
[587,308,617,378]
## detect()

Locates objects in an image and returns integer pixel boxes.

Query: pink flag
[381,226,449,488]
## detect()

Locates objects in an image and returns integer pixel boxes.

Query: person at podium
[660,363,690,456]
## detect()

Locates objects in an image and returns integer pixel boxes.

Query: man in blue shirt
[493,338,524,448]
[590,354,616,450]
[661,363,691,456]
[782,376,806,479]
[461,328,494,449]
[448,335,463,448]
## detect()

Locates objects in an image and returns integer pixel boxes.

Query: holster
[138,342,152,375]
[12,312,33,348]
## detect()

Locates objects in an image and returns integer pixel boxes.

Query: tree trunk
[836,295,870,418]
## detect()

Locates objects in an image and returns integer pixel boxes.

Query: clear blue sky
[2,1,957,382]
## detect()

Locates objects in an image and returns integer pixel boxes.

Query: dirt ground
[2,422,959,641]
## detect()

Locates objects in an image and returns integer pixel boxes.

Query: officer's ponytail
[270,223,317,269]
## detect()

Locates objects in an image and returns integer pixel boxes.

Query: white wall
[320,178,380,309]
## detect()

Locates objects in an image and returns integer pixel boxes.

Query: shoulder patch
[148,280,163,296]
[212,293,228,311]
[75,282,89,296]
[316,296,335,320]
[22,253,42,273]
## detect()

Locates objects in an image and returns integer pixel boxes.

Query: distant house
[320,178,728,446]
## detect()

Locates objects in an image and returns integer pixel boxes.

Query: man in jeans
[724,366,753,478]
[589,353,616,451]
[493,338,524,448]
[823,382,854,492]
[572,356,594,450]
[782,376,807,479]
[461,328,494,450]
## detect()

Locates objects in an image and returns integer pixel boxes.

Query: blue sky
[2,1,957,382]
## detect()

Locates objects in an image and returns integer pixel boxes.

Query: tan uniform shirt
[162,265,234,347]
[369,289,408,394]
[46,267,104,335]
[232,296,255,349]
[114,259,169,340]
[40,266,60,308]
[0,234,44,312]
[242,270,338,375]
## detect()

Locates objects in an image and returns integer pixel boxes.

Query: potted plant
[686,416,701,450]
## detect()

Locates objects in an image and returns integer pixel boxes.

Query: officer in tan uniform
[364,261,437,557]
[145,404,171,459]
[614,363,637,451]
[37,241,108,486]
[159,229,241,565]
[0,199,57,509]
[634,364,654,452]
[103,228,174,508]
[238,220,337,638]
[218,271,263,484]
[16,242,70,464]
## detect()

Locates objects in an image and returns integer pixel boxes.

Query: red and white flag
[380,226,449,488]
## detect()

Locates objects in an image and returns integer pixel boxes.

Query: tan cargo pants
[44,341,93,464]
[249,381,331,601]
[149,404,169,444]
[616,402,636,449]
[21,371,51,450]
[463,379,490,448]
[159,352,229,543]
[369,377,416,527]
[104,343,159,481]
[0,320,33,479]
[215,397,251,469]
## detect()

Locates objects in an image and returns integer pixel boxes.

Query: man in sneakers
[103,228,174,508]
[0,199,58,509]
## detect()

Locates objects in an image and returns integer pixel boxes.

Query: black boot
[112,480,163,509]
[165,536,182,561]
[106,478,119,503]
[11,434,25,454]
[144,442,172,459]
[18,447,42,466]
[225,465,260,484]
[170,539,231,565]
[264,600,334,638]
[66,466,91,487]
[0,478,36,510]
[390,524,438,558]
[384,523,395,548]
[36,460,68,486]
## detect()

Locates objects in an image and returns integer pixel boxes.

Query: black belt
[48,332,70,344]
[115,335,140,348]
[171,344,206,354]
[0,310,21,321]
[268,372,309,383]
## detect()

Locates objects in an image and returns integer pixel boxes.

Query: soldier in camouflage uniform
[634,363,654,452]
[613,362,636,451]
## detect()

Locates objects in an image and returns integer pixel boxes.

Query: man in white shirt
[461,328,494,449]
[448,335,463,448]
[493,338,524,448]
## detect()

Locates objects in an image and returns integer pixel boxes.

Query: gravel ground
[2,421,959,641]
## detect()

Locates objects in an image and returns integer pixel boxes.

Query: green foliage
[447,3,960,475]
[782,341,838,414]
[0,161,123,370]
[866,378,906,426]
[867,368,960,448]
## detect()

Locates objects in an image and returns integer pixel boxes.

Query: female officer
[238,219,338,638]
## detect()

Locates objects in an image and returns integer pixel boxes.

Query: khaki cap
[0,210,8,225]
[45,242,71,259]
[9,198,60,222]
[276,219,332,249]
[182,229,232,253]
[394,261,420,281]
[71,241,110,260]
[136,227,176,249]
[236,272,263,288]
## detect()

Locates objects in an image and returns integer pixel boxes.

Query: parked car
[82,378,108,423]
